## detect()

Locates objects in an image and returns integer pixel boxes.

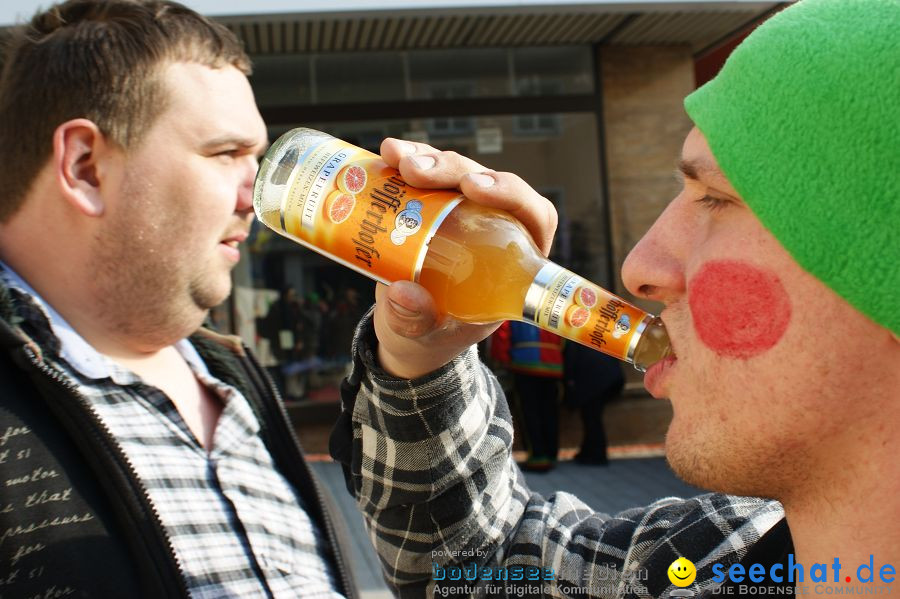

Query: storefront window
[512,47,593,94]
[251,54,314,106]
[408,48,510,98]
[315,52,407,104]
[249,46,593,108]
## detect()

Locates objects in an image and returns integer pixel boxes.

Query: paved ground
[311,454,703,599]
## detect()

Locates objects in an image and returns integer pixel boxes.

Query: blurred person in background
[332,287,366,365]
[490,320,564,472]
[257,284,305,396]
[563,340,624,466]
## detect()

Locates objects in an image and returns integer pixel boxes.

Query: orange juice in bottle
[253,128,671,371]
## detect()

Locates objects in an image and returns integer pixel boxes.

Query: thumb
[377,280,440,339]
[373,280,500,379]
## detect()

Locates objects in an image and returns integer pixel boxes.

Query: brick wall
[600,44,695,304]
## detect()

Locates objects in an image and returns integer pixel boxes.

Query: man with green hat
[330,0,899,596]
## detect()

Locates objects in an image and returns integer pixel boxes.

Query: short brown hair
[0,0,251,222]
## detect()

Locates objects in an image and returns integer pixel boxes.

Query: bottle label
[524,264,649,361]
[274,134,463,284]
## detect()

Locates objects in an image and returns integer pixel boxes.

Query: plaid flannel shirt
[0,265,342,599]
[335,311,786,598]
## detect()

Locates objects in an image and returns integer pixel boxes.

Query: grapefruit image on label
[565,305,590,328]
[575,286,598,309]
[336,164,368,194]
[324,190,356,224]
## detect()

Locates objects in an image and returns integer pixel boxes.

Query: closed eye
[695,194,731,212]
[211,148,260,167]
[214,148,240,159]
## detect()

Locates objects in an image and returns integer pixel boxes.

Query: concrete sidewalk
[311,455,703,599]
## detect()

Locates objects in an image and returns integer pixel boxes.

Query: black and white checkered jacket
[331,311,787,598]
[0,278,357,598]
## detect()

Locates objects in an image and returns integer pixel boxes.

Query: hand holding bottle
[373,138,559,379]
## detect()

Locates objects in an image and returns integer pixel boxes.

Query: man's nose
[236,155,258,215]
[621,199,687,304]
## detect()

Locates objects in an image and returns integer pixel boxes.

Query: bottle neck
[522,262,654,367]
[522,262,566,323]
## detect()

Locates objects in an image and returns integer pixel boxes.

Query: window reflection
[249,46,593,107]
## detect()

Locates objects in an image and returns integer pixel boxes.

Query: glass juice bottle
[253,128,671,371]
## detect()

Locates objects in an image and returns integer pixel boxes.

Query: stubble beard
[663,402,810,501]
[87,206,229,351]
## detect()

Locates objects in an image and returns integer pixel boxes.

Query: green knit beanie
[684,0,900,335]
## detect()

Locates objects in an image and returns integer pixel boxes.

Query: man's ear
[52,119,116,217]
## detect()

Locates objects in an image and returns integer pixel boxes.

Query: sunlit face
[621,128,897,498]
[90,62,267,346]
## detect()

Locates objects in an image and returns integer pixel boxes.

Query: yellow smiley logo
[668,557,697,587]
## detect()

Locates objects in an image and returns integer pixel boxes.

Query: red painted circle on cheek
[688,260,792,359]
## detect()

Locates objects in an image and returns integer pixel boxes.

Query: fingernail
[410,155,436,170]
[467,173,495,188]
[401,142,418,156]
[389,299,419,318]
